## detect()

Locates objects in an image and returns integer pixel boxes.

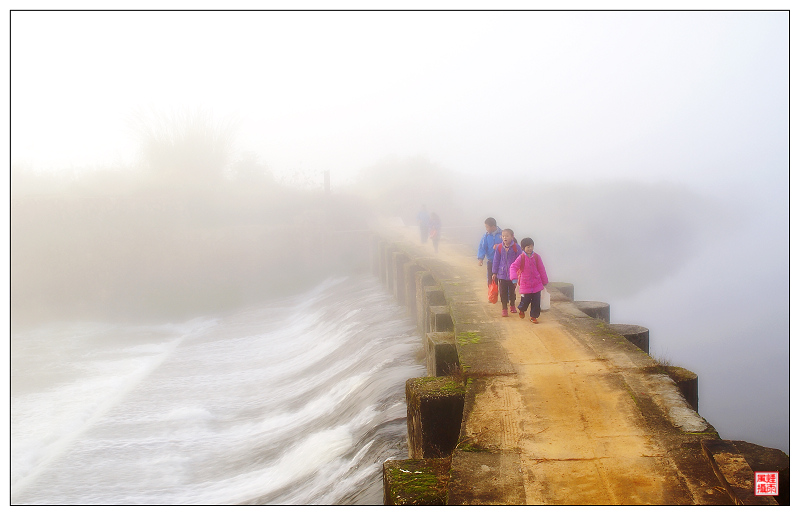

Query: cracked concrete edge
[447,449,526,505]
[701,440,779,506]
[552,302,711,435]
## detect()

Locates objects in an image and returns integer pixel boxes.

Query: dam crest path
[376,224,786,506]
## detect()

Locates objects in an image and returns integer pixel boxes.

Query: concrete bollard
[415,271,436,335]
[392,252,410,305]
[574,301,610,323]
[665,366,699,413]
[609,324,650,354]
[382,244,396,287]
[548,282,574,301]
[422,287,447,336]
[404,262,425,314]
[406,376,465,459]
[428,306,454,333]
[426,332,459,377]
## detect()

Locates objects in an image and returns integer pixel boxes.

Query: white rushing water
[11,275,425,505]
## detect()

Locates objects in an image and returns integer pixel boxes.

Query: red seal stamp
[754,471,778,496]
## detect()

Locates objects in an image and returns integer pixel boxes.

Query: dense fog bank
[11,173,374,328]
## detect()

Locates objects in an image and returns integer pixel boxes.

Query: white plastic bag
[540,288,551,310]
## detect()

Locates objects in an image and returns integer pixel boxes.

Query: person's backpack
[494,242,519,256]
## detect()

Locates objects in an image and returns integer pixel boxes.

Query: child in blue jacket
[477,217,503,286]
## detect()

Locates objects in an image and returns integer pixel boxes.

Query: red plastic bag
[488,281,498,304]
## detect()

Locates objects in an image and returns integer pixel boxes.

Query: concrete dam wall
[371,229,788,506]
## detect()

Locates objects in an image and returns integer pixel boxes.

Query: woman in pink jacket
[509,237,549,323]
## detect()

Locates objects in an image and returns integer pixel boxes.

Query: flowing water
[11,275,425,505]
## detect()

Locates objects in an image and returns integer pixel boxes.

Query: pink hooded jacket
[509,252,549,295]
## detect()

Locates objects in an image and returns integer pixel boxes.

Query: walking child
[509,237,549,323]
[477,217,503,287]
[492,229,522,317]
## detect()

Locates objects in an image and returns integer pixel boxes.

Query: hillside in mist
[11,110,376,327]
[13,144,738,331]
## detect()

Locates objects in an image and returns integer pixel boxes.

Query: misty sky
[10,10,788,197]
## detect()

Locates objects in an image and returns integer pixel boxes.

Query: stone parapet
[371,230,782,505]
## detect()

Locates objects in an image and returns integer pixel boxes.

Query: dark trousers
[499,279,516,310]
[519,292,542,318]
[486,261,493,286]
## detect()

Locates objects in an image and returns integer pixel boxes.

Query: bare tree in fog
[128,107,238,186]
[11,108,379,327]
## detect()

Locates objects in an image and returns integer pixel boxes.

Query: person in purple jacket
[492,229,522,317]
[509,237,549,323]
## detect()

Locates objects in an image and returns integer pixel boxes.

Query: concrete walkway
[386,227,735,505]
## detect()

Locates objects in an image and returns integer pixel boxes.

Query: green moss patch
[457,440,490,453]
[410,376,466,396]
[457,331,481,347]
[384,459,450,505]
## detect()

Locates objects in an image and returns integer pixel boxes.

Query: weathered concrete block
[701,440,778,506]
[548,282,574,301]
[665,366,698,413]
[425,286,446,306]
[426,332,459,377]
[404,262,425,314]
[574,300,610,323]
[392,252,410,304]
[447,450,526,505]
[406,376,465,459]
[609,323,650,354]
[421,287,446,335]
[415,271,436,335]
[383,458,451,505]
[429,305,453,333]
[728,440,790,506]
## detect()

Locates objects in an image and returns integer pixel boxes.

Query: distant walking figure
[492,229,522,317]
[429,212,441,252]
[509,237,549,324]
[417,205,430,244]
[477,217,503,287]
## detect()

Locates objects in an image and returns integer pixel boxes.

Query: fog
[10,10,789,455]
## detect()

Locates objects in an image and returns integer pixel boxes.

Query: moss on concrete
[384,458,450,505]
[664,365,698,382]
[644,364,697,383]
[410,376,466,395]
[457,331,481,347]
[456,440,491,453]
[589,320,631,344]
